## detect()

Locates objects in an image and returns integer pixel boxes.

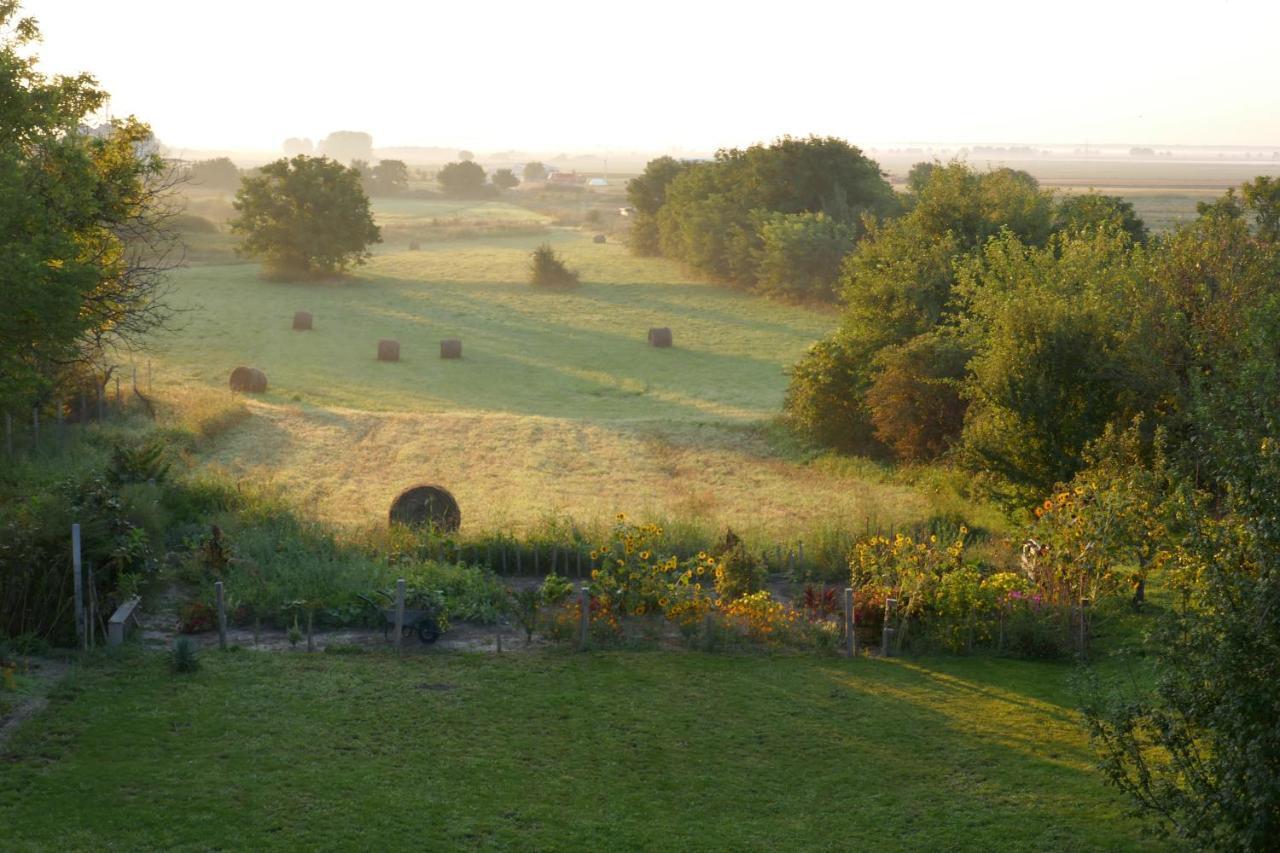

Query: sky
[22,0,1280,155]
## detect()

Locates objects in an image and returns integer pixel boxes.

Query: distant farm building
[547,170,582,186]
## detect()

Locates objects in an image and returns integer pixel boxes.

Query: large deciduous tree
[229,155,381,280]
[436,160,487,196]
[0,1,179,409]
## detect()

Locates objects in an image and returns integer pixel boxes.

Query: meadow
[152,195,950,539]
[0,648,1155,851]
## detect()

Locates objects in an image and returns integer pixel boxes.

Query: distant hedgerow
[530,244,580,288]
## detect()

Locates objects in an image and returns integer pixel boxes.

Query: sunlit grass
[0,650,1155,851]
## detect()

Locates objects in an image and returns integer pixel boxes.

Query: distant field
[153,197,949,536]
[881,155,1280,232]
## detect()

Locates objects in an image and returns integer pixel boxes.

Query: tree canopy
[0,2,177,408]
[229,155,381,280]
[437,160,488,196]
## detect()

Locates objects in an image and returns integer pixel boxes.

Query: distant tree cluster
[354,158,409,196]
[626,136,898,301]
[184,156,241,191]
[318,130,373,164]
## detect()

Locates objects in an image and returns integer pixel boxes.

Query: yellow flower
[696,565,705,575]
[640,550,650,560]
[659,598,669,608]
[589,550,598,560]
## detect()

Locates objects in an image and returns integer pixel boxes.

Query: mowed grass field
[0,649,1156,851]
[153,197,943,535]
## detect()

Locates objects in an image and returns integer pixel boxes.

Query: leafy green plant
[170,638,199,674]
[529,243,579,288]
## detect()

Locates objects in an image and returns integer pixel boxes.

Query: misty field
[153,200,948,536]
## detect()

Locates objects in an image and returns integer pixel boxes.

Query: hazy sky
[24,0,1280,153]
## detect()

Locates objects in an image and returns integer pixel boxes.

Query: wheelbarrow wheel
[416,618,440,644]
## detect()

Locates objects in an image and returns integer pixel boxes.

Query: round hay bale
[377,339,400,362]
[592,234,606,244]
[389,484,461,532]
[440,339,462,359]
[228,366,268,394]
[292,311,313,331]
[647,327,673,348]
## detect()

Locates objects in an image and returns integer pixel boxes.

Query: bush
[170,637,200,674]
[784,337,877,452]
[754,211,859,302]
[865,332,969,462]
[713,531,764,602]
[529,244,580,289]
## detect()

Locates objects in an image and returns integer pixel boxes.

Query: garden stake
[394,579,406,654]
[72,523,85,651]
[578,586,590,651]
[844,588,855,658]
[552,546,559,575]
[215,581,227,650]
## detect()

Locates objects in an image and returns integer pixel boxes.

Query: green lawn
[0,649,1155,851]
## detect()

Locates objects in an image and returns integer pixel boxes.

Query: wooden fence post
[882,597,896,658]
[87,565,97,650]
[844,587,855,658]
[578,586,590,651]
[72,524,85,651]
[394,578,406,653]
[215,581,228,650]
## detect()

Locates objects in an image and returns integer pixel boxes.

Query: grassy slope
[0,650,1155,851]
[153,198,945,536]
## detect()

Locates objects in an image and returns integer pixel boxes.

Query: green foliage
[1054,192,1148,244]
[626,155,689,256]
[712,533,763,602]
[652,136,895,286]
[753,211,859,302]
[866,331,969,462]
[170,637,200,674]
[436,160,488,197]
[958,228,1164,502]
[185,157,240,192]
[783,337,877,452]
[229,155,381,279]
[538,572,573,604]
[360,159,408,196]
[529,243,579,288]
[317,130,372,165]
[491,168,519,190]
[521,161,547,182]
[507,587,541,643]
[0,6,174,410]
[106,437,170,485]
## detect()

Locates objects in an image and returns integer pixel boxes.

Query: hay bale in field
[389,484,461,532]
[377,339,400,362]
[440,339,462,359]
[292,311,313,331]
[647,327,673,348]
[593,234,606,244]
[228,366,268,394]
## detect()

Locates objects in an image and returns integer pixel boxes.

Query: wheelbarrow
[358,593,441,644]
